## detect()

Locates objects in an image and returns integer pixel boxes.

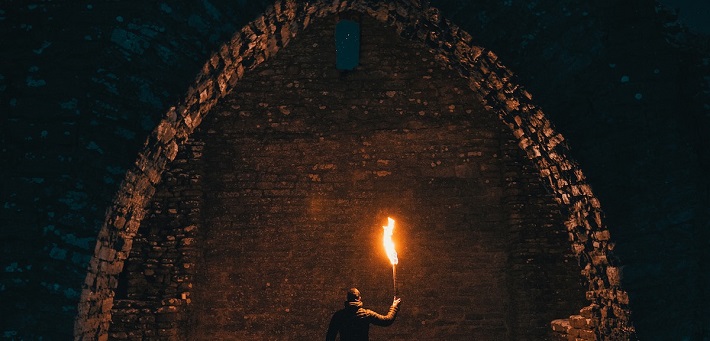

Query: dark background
[1,0,708,339]
[657,0,710,34]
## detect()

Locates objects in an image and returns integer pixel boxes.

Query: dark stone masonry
[106,12,589,340]
[75,1,636,339]
[2,0,708,340]
[187,15,585,340]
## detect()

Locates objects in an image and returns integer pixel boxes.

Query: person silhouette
[326,288,401,341]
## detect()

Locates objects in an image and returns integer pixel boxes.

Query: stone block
[606,266,622,287]
[580,304,596,318]
[570,315,589,329]
[579,328,597,340]
[616,290,630,305]
[551,318,571,333]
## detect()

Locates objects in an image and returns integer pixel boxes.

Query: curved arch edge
[73,0,635,339]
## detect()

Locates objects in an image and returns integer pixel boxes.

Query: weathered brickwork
[74,1,634,339]
[106,141,203,340]
[108,299,186,340]
[4,0,708,338]
[185,14,584,340]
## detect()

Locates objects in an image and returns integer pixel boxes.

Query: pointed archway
[74,1,635,339]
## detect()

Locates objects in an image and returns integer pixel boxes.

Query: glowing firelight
[383,217,398,265]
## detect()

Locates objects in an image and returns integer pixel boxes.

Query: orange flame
[382,217,398,265]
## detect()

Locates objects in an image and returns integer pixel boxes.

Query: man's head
[346,288,361,302]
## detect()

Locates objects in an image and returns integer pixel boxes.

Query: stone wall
[435,2,710,338]
[108,299,186,340]
[184,14,584,340]
[4,0,708,339]
[0,1,274,338]
[72,1,637,339]
[107,141,203,340]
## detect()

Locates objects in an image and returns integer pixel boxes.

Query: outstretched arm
[369,297,401,326]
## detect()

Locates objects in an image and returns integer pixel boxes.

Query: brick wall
[184,14,583,340]
[4,0,707,339]
[75,1,636,339]
[105,11,587,341]
[107,141,203,340]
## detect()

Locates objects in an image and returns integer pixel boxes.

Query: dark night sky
[658,0,710,34]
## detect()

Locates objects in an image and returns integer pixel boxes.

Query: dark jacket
[326,301,399,341]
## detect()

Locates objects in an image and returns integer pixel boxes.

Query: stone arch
[74,0,635,339]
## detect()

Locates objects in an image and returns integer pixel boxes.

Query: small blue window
[335,19,360,70]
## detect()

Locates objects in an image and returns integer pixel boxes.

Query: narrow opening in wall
[335,12,361,71]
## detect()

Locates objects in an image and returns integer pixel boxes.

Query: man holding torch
[325,218,402,340]
[325,288,401,341]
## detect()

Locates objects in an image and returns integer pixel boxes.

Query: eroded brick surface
[183,14,583,340]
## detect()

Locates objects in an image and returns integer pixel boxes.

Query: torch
[382,217,399,296]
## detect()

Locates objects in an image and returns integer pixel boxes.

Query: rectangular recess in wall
[335,19,360,70]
